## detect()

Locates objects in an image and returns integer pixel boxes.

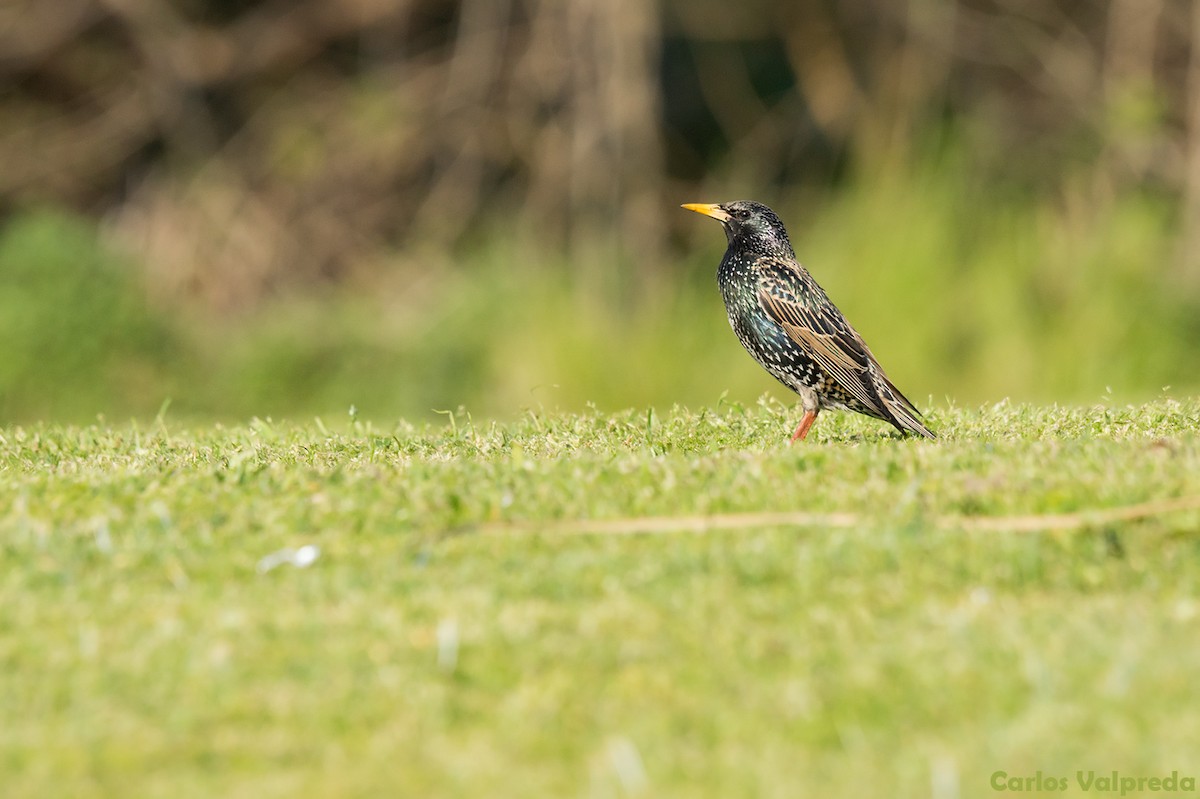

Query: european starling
[682,200,935,442]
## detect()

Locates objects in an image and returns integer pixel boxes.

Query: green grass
[3,399,1200,798]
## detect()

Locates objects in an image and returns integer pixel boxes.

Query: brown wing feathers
[755,258,935,438]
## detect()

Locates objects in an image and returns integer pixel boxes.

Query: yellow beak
[681,203,731,222]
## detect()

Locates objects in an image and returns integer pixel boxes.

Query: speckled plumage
[682,200,935,441]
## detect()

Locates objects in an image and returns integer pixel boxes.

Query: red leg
[790,409,819,443]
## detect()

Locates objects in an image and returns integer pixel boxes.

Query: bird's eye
[731,208,750,220]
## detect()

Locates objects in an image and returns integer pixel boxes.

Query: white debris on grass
[931,753,960,799]
[256,544,321,573]
[607,736,648,796]
[437,617,459,672]
[92,517,113,554]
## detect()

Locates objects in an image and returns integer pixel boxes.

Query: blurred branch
[411,0,512,243]
[781,5,863,142]
[0,0,101,73]
[93,0,412,86]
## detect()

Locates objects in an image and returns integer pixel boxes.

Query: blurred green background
[2,0,1198,423]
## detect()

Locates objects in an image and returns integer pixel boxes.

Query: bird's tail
[876,374,936,439]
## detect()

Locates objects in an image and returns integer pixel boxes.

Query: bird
[681,200,935,442]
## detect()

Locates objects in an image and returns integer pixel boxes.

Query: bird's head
[681,200,794,256]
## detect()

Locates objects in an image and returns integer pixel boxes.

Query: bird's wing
[754,256,890,417]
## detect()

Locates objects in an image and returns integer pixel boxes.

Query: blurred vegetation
[2,0,1199,422]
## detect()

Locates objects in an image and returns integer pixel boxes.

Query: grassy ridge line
[2,398,1197,538]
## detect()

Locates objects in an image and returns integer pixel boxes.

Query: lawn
[2,398,1199,798]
